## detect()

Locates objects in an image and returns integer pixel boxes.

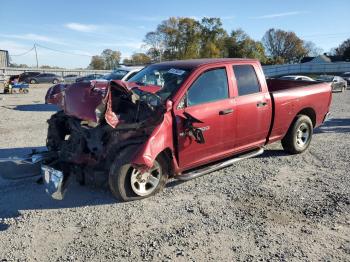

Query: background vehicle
[75,74,104,83]
[63,74,78,83]
[316,75,347,92]
[18,72,40,82]
[279,75,315,81]
[27,73,63,84]
[42,58,332,202]
[102,67,143,81]
[341,72,350,85]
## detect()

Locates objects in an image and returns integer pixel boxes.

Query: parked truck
[42,58,332,201]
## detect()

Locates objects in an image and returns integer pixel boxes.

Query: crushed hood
[45,80,162,128]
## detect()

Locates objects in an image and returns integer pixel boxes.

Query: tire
[30,79,37,84]
[53,79,59,84]
[281,115,313,154]
[108,146,168,201]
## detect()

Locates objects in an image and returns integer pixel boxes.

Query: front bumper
[42,165,66,200]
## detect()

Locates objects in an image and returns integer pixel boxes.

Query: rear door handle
[257,101,267,107]
[219,109,234,115]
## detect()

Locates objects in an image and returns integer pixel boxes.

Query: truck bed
[266,79,322,92]
[266,79,332,144]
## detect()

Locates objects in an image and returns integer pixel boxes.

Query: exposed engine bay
[42,80,166,198]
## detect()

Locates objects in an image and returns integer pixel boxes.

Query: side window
[233,65,261,96]
[187,68,229,107]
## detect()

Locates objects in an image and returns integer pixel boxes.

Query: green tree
[123,53,151,65]
[335,38,350,60]
[262,28,308,64]
[144,31,165,62]
[101,49,121,69]
[89,55,105,70]
[224,29,267,62]
[199,17,227,58]
[176,17,201,59]
[145,17,202,61]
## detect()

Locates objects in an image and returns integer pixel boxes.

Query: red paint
[46,59,332,175]
[131,59,331,174]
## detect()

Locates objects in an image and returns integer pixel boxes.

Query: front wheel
[30,79,37,84]
[281,115,313,154]
[53,79,59,84]
[109,149,168,201]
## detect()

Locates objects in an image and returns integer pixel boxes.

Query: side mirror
[190,128,205,144]
[182,112,205,144]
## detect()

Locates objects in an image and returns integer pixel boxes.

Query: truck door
[174,67,235,170]
[232,64,272,149]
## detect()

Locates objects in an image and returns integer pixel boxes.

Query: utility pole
[34,43,39,68]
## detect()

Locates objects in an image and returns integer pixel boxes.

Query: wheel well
[297,108,316,127]
[158,148,174,177]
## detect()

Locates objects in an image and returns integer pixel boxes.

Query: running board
[176,148,264,181]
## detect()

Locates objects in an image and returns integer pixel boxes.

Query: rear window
[233,65,261,96]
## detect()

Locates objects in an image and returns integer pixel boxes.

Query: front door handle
[257,101,267,107]
[219,109,234,115]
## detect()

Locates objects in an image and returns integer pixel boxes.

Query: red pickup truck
[43,58,332,201]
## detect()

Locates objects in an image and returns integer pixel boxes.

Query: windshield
[129,65,191,100]
[103,70,129,80]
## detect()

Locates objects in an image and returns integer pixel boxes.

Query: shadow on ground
[2,104,58,112]
[0,146,46,158]
[315,118,350,134]
[0,147,116,226]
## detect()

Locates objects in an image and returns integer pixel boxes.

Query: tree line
[86,16,350,69]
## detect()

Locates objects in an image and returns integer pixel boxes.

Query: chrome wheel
[296,123,310,147]
[130,161,161,196]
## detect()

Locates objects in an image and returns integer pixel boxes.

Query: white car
[279,75,315,81]
[101,67,144,82]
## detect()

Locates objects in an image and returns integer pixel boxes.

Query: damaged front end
[42,80,165,199]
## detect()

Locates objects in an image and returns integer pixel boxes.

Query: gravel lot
[0,84,349,261]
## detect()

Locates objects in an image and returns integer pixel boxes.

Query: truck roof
[156,58,259,69]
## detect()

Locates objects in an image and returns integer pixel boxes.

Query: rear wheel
[109,147,168,201]
[30,79,36,84]
[53,79,59,84]
[281,115,313,154]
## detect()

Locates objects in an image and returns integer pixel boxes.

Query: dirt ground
[0,84,349,261]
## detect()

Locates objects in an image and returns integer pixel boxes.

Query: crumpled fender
[131,111,175,169]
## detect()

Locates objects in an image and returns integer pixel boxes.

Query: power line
[9,46,35,56]
[35,43,93,57]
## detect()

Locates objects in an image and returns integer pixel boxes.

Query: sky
[0,0,349,68]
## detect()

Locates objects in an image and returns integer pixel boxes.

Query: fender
[131,111,179,172]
